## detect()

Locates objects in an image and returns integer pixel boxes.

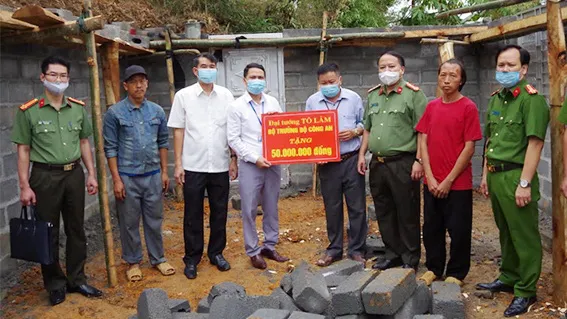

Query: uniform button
[386,98,389,101]
[495,133,499,136]
[377,151,381,154]
[44,129,48,132]
[378,137,381,140]
[500,117,503,120]
[504,101,508,104]
[61,127,64,130]
[383,111,386,113]
[140,121,143,124]
[380,123,384,126]
[63,142,66,146]
[489,149,493,152]
[394,110,397,112]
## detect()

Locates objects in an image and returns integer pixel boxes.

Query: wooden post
[435,40,455,97]
[435,0,532,18]
[312,11,329,198]
[83,0,117,287]
[100,41,120,108]
[164,28,184,202]
[546,0,567,306]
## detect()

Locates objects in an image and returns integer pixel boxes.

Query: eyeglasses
[44,72,69,80]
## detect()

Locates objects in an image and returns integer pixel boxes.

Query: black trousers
[423,187,473,280]
[183,170,229,265]
[319,155,367,258]
[369,154,421,266]
[30,164,87,292]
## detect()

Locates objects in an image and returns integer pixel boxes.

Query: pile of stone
[130,259,465,319]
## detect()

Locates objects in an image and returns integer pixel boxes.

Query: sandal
[445,276,464,287]
[419,270,437,286]
[155,262,176,276]
[126,264,143,282]
[316,254,341,267]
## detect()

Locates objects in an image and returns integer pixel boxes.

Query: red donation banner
[262,110,340,165]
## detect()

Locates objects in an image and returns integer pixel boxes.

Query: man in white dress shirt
[227,63,290,269]
[167,53,237,279]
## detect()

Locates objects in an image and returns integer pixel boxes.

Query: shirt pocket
[366,107,381,126]
[33,122,57,146]
[502,114,524,142]
[148,118,161,139]
[387,103,408,127]
[342,114,357,128]
[67,120,82,143]
[119,119,136,141]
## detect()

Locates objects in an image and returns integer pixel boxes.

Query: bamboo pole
[83,0,117,287]
[435,0,532,18]
[435,40,455,97]
[1,16,104,44]
[546,0,567,306]
[149,31,404,50]
[312,11,329,198]
[420,38,469,45]
[164,28,184,202]
[100,42,120,108]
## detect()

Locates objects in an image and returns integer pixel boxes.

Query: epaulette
[525,84,538,95]
[19,98,39,111]
[67,96,85,106]
[368,85,381,93]
[491,89,500,96]
[405,82,420,92]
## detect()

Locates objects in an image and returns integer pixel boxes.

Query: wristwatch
[415,158,423,165]
[519,179,531,188]
[352,128,359,136]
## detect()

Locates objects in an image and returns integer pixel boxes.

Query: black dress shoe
[184,264,197,279]
[476,279,514,293]
[49,288,66,306]
[372,258,402,270]
[210,254,231,271]
[504,296,537,317]
[67,284,103,298]
[402,263,418,272]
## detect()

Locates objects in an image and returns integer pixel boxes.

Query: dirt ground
[0,191,564,319]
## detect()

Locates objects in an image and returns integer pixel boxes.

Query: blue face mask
[198,68,217,84]
[495,71,521,88]
[320,84,340,98]
[247,79,266,95]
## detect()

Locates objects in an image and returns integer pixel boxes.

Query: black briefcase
[9,206,54,265]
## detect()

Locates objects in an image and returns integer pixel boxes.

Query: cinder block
[365,235,385,259]
[413,315,446,319]
[129,34,151,48]
[383,281,431,319]
[335,315,380,319]
[209,295,279,319]
[172,314,209,319]
[287,311,326,319]
[271,287,300,312]
[246,308,290,319]
[324,274,349,288]
[169,299,191,312]
[137,288,173,319]
[207,281,247,304]
[231,195,241,210]
[362,268,417,315]
[315,259,365,279]
[291,261,331,314]
[1,178,19,206]
[431,282,464,319]
[367,204,376,221]
[333,269,380,316]
[197,297,210,313]
[45,8,76,21]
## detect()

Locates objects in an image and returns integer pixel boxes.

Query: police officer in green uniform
[358,51,427,271]
[476,45,549,317]
[11,56,103,306]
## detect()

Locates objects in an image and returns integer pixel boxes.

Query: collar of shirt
[314,89,348,109]
[124,97,148,111]
[244,91,266,105]
[378,79,406,96]
[196,83,219,97]
[38,93,71,109]
[498,79,528,99]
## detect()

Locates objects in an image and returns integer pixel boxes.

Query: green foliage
[335,0,395,28]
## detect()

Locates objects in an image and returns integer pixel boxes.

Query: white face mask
[379,71,401,86]
[43,80,69,95]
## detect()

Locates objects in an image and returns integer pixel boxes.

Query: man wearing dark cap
[103,65,175,282]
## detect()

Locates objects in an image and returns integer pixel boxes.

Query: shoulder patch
[67,96,85,106]
[19,98,39,111]
[367,85,381,93]
[405,82,420,92]
[525,84,538,95]
[491,89,500,96]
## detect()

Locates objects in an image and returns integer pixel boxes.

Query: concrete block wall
[0,44,110,277]
[282,35,483,186]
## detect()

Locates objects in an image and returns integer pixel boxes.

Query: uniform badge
[405,82,420,91]
[19,98,38,111]
[67,96,86,106]
[525,84,538,95]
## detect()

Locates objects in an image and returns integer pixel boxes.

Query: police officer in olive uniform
[476,45,549,317]
[358,51,427,271]
[11,56,103,306]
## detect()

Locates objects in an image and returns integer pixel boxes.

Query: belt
[33,160,81,172]
[487,162,523,173]
[374,153,410,164]
[340,150,359,161]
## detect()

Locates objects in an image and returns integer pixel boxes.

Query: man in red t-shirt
[415,58,482,286]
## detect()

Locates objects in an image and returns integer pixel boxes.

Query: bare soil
[0,191,563,319]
